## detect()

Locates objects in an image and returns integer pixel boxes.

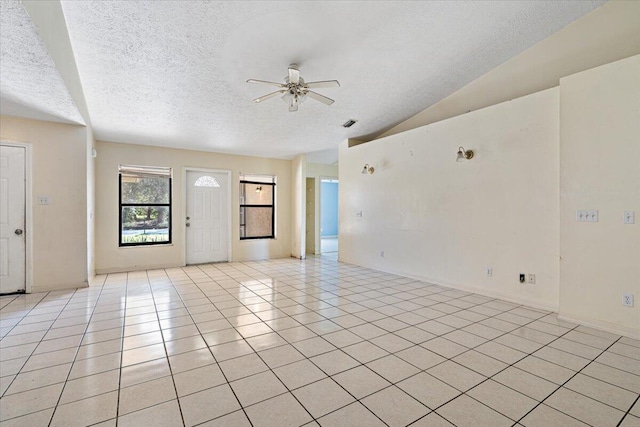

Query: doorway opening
[320,178,338,254]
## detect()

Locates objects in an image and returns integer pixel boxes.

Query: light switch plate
[38,196,49,205]
[576,210,598,222]
[624,211,635,224]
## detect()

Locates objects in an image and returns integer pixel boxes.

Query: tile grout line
[146,269,187,426]
[191,264,323,426]
[126,263,634,426]
[422,307,635,425]
[403,301,583,426]
[113,273,129,427]
[162,267,256,427]
[2,257,637,427]
[113,264,640,427]
[187,263,527,425]
[0,288,91,423]
[0,292,51,399]
[23,286,104,423]
[194,264,400,425]
[181,262,565,426]
[617,393,640,427]
[513,335,625,426]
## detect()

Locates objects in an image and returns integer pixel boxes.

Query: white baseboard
[424,276,559,313]
[340,259,558,312]
[31,280,89,293]
[558,313,640,340]
[96,263,183,275]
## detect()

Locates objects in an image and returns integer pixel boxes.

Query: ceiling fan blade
[288,65,300,85]
[306,90,334,106]
[252,90,285,103]
[246,79,285,87]
[305,80,340,89]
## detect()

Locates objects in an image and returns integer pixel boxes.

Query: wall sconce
[361,164,374,174]
[456,146,474,162]
[255,186,262,193]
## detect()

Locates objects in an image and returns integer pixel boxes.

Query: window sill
[119,243,174,249]
[239,238,276,241]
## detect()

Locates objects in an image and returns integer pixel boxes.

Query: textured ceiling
[58,1,604,160]
[0,1,83,125]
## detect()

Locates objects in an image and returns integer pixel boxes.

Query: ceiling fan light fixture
[248,64,339,112]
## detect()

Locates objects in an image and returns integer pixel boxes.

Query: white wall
[290,155,306,259]
[95,141,292,273]
[378,0,640,140]
[559,55,640,336]
[339,88,561,310]
[1,116,89,292]
[306,163,339,254]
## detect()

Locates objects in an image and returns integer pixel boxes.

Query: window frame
[118,166,172,247]
[239,177,275,240]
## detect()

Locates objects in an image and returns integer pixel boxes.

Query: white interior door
[186,170,229,264]
[0,146,26,293]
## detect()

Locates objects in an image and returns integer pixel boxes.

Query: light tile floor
[1,256,639,427]
[321,237,338,254]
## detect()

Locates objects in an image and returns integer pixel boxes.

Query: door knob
[15,229,23,235]
[186,223,190,227]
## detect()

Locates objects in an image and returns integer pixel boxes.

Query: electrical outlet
[527,274,536,284]
[519,274,525,284]
[622,293,634,308]
[486,267,492,277]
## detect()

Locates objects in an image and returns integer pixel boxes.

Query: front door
[185,170,229,264]
[0,145,26,293]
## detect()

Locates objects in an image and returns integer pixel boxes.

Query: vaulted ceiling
[0,1,84,125]
[1,1,606,161]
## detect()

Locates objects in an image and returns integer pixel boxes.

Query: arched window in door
[194,176,220,187]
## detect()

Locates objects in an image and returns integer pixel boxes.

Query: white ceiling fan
[247,64,340,112]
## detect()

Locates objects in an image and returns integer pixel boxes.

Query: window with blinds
[239,174,275,240]
[119,165,172,246]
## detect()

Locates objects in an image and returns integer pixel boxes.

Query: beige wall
[378,1,640,140]
[306,163,339,254]
[339,88,561,310]
[1,116,88,292]
[559,55,640,336]
[95,141,292,273]
[86,130,95,279]
[23,0,98,280]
